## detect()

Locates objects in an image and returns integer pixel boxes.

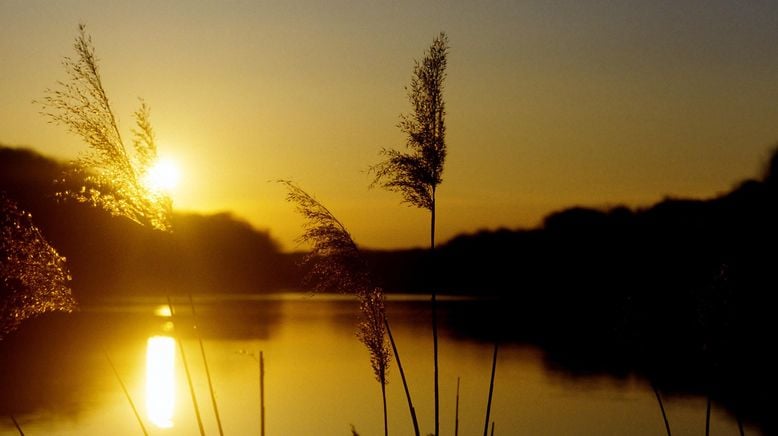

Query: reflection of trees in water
[0,194,75,338]
[444,294,773,435]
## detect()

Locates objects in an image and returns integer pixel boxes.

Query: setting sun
[144,158,181,193]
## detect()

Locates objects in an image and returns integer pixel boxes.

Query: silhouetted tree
[371,32,448,435]
[39,24,172,231]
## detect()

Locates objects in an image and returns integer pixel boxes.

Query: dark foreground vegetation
[2,144,778,432]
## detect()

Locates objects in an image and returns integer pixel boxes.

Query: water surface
[0,293,758,435]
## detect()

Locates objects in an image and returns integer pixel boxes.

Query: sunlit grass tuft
[39,24,173,231]
[0,193,75,338]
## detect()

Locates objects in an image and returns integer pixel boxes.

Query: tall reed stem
[189,294,224,436]
[10,415,24,436]
[103,348,148,436]
[651,382,672,436]
[381,375,388,436]
[454,376,460,436]
[483,342,498,436]
[260,350,266,436]
[431,194,439,436]
[431,291,440,436]
[385,318,420,436]
[167,297,205,436]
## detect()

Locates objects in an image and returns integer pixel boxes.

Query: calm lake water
[0,293,760,435]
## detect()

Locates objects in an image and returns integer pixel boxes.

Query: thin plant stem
[103,348,148,436]
[737,414,745,436]
[705,396,712,436]
[10,415,24,436]
[430,302,439,436]
[454,376,460,436]
[167,297,205,436]
[385,318,420,436]
[370,34,449,435]
[260,350,266,436]
[189,294,224,436]
[483,342,499,436]
[381,375,389,436]
[490,421,495,436]
[651,382,672,436]
[431,193,440,436]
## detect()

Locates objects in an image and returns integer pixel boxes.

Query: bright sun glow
[147,335,176,428]
[154,305,172,317]
[144,158,181,192]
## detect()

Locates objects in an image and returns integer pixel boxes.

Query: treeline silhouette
[362,150,778,434]
[0,146,295,300]
[3,144,778,431]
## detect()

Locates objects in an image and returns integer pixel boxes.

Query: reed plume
[370,32,449,436]
[281,180,392,435]
[0,193,75,338]
[39,24,172,231]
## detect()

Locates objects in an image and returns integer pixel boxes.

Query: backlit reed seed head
[370,32,448,211]
[281,180,391,381]
[40,24,172,231]
[357,287,391,384]
[0,194,76,338]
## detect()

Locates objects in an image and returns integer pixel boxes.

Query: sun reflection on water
[146,335,176,428]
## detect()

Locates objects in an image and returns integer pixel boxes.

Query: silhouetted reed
[483,343,498,436]
[0,193,75,338]
[10,415,23,436]
[188,294,224,436]
[385,317,421,436]
[167,297,205,436]
[371,32,449,435]
[103,347,148,436]
[260,350,266,436]
[281,180,397,435]
[39,24,172,231]
[651,382,672,436]
[454,377,460,436]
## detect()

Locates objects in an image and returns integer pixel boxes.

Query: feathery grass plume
[358,287,392,435]
[39,24,172,231]
[371,32,449,436]
[280,180,371,293]
[371,32,448,218]
[0,193,75,338]
[280,181,391,435]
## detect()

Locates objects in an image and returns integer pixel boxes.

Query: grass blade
[167,297,205,436]
[454,376,460,436]
[651,382,672,436]
[189,294,224,436]
[385,318,420,436]
[103,348,148,436]
[483,343,498,436]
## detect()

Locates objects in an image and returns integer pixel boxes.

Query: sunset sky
[3,1,778,250]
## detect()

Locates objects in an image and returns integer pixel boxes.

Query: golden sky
[2,1,778,250]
